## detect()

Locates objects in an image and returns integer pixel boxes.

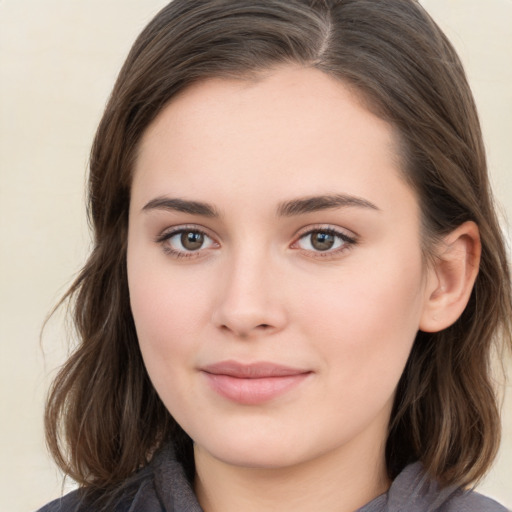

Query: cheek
[294,249,426,389]
[127,260,216,424]
[127,246,213,370]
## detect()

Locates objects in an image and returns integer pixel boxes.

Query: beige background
[0,1,510,510]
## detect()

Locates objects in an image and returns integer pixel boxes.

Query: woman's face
[127,65,434,471]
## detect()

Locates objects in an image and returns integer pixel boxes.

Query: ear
[419,221,481,333]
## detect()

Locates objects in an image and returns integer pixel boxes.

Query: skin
[127,65,480,512]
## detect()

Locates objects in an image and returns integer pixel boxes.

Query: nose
[211,250,288,339]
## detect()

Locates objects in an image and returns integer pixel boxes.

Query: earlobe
[419,221,481,333]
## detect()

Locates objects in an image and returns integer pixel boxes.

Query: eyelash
[155,225,217,259]
[155,225,357,260]
[292,227,357,258]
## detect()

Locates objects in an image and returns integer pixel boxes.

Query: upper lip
[201,360,311,378]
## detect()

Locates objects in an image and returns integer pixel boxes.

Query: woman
[39,1,512,511]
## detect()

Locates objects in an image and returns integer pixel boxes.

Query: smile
[200,361,312,405]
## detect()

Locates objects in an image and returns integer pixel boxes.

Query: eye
[294,228,356,254]
[157,227,217,257]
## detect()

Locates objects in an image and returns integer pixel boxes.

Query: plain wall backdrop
[0,1,511,511]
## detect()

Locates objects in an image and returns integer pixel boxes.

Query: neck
[194,432,390,512]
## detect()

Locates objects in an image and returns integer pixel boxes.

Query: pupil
[181,231,204,250]
[312,232,335,251]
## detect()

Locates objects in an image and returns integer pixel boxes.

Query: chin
[199,443,306,470]
[191,421,337,471]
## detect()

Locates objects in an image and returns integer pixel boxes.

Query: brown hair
[45,0,512,498]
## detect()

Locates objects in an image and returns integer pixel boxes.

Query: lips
[200,360,312,405]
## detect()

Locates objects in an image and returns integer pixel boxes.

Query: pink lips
[201,361,311,405]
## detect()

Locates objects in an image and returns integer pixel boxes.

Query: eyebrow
[276,194,380,217]
[142,193,379,218]
[142,197,220,217]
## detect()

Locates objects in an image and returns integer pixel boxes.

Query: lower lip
[202,372,311,405]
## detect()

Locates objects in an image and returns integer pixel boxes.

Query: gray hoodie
[37,443,508,512]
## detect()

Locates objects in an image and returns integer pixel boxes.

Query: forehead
[139,66,397,154]
[132,65,413,217]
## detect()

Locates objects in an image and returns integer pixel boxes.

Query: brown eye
[310,232,335,251]
[295,228,354,254]
[160,228,216,256]
[181,231,204,250]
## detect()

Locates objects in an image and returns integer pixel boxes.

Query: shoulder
[438,488,509,512]
[384,462,509,512]
[36,490,83,512]
[35,443,198,512]
[35,470,163,512]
